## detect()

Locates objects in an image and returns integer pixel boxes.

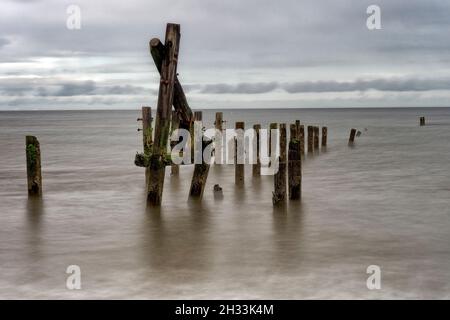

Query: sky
[1,0,450,110]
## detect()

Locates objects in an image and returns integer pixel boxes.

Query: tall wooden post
[235,122,245,185]
[307,126,314,154]
[147,23,180,205]
[273,124,287,205]
[189,111,210,198]
[26,136,42,196]
[253,124,261,176]
[322,126,327,147]
[170,110,180,175]
[314,126,320,150]
[349,128,357,145]
[288,124,301,200]
[215,112,223,164]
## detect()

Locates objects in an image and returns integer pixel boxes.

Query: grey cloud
[198,78,450,94]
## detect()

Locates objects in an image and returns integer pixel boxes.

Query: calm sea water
[0,108,449,299]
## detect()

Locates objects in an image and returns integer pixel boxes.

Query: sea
[0,107,449,299]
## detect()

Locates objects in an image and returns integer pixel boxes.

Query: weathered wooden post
[253,124,261,176]
[314,126,320,151]
[273,124,287,205]
[288,124,301,200]
[26,136,42,196]
[322,126,327,147]
[215,112,223,165]
[307,126,314,154]
[189,111,211,198]
[349,128,357,145]
[235,122,245,185]
[147,23,180,205]
[300,125,305,155]
[170,110,180,175]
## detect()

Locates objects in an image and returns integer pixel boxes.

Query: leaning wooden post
[189,111,211,198]
[235,122,245,185]
[147,23,180,205]
[214,112,223,164]
[149,37,193,130]
[273,124,287,205]
[26,136,42,196]
[288,124,301,200]
[307,126,314,154]
[252,124,261,176]
[170,110,180,175]
[313,126,320,151]
[322,126,328,147]
[349,128,357,145]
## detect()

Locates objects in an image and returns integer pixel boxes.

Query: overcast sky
[1,0,450,110]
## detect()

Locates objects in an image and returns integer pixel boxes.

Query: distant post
[349,128,357,145]
[215,112,223,164]
[322,126,328,147]
[189,111,210,198]
[26,136,42,196]
[273,124,287,205]
[307,126,314,154]
[314,126,320,150]
[235,122,245,185]
[288,124,301,200]
[253,124,261,176]
[300,124,305,155]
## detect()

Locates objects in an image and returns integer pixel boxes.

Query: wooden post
[288,124,301,200]
[235,122,245,185]
[149,37,193,130]
[269,123,277,157]
[300,125,305,155]
[26,136,42,196]
[189,111,210,198]
[170,110,180,175]
[349,128,357,145]
[314,126,320,151]
[253,124,261,176]
[147,23,180,205]
[307,126,314,153]
[273,124,287,205]
[215,112,223,164]
[420,117,425,126]
[322,126,327,147]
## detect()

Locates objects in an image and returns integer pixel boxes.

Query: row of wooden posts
[136,105,330,205]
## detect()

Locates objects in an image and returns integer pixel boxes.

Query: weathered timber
[189,111,211,198]
[26,136,42,196]
[273,124,287,205]
[253,124,261,176]
[300,124,305,155]
[307,126,314,153]
[314,126,320,150]
[235,122,245,185]
[147,23,180,205]
[149,38,193,130]
[322,126,328,147]
[288,124,301,200]
[349,128,357,145]
[420,116,426,126]
[214,112,223,164]
[170,110,180,175]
